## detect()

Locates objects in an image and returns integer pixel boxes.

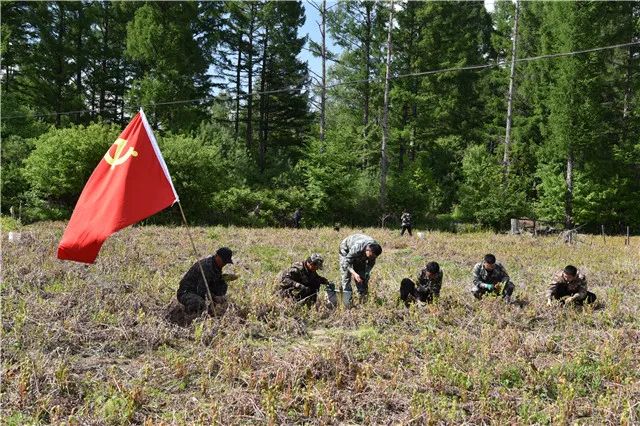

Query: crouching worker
[339,233,382,307]
[400,261,442,307]
[471,254,514,303]
[177,247,235,318]
[547,265,596,307]
[279,254,336,307]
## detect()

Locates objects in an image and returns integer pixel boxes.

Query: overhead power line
[3,40,638,121]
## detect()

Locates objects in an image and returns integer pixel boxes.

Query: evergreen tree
[8,2,86,126]
[255,0,310,175]
[84,1,138,125]
[535,2,638,229]
[410,2,493,210]
[125,2,211,132]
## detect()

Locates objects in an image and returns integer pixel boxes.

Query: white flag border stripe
[139,109,179,203]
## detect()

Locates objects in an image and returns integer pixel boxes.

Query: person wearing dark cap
[400,261,443,307]
[471,253,515,303]
[279,253,335,307]
[547,265,596,307]
[339,233,383,307]
[177,247,236,317]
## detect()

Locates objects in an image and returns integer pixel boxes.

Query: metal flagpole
[177,201,215,313]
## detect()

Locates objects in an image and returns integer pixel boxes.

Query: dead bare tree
[380,0,394,212]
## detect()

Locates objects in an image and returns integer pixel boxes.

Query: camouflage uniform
[279,261,331,306]
[400,268,443,306]
[547,270,596,305]
[401,212,412,236]
[339,234,378,302]
[471,262,514,300]
[292,209,302,228]
[177,256,228,316]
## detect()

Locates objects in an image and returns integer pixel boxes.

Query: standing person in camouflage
[400,261,442,307]
[471,254,514,303]
[292,208,302,228]
[547,265,596,307]
[279,254,336,307]
[177,247,235,317]
[400,211,412,236]
[339,233,382,307]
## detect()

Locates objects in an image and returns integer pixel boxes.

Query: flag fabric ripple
[57,110,178,263]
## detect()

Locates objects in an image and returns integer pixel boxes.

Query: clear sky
[299,0,496,84]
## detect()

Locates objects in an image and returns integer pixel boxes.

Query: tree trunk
[246,4,256,150]
[363,2,372,137]
[399,103,408,171]
[99,2,109,114]
[503,0,520,176]
[380,0,393,211]
[114,61,121,124]
[564,148,574,229]
[408,5,418,162]
[258,26,268,174]
[320,0,327,143]
[410,78,417,161]
[55,3,66,127]
[234,30,242,139]
[75,6,84,123]
[622,9,638,121]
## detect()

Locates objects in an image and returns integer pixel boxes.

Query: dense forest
[1,1,639,231]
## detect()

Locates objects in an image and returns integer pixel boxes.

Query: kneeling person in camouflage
[547,265,596,307]
[471,254,514,303]
[339,233,382,307]
[400,261,442,307]
[279,254,334,307]
[177,247,235,317]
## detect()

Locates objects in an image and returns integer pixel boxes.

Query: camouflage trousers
[471,281,515,300]
[339,257,369,298]
[178,292,228,316]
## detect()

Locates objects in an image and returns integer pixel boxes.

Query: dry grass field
[2,221,639,424]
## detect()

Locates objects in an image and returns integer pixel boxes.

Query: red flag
[57,110,178,263]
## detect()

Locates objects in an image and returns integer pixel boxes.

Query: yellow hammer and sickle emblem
[104,138,138,169]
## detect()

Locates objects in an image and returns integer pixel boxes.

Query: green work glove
[483,283,494,291]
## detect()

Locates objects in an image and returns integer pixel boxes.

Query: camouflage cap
[307,253,324,269]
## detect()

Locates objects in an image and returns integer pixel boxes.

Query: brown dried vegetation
[2,223,639,424]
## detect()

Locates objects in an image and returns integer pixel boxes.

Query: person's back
[338,234,382,307]
[340,234,375,255]
[177,247,234,318]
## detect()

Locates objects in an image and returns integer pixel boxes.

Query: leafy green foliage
[458,145,528,228]
[125,2,211,133]
[211,186,305,227]
[157,133,226,224]
[2,1,638,230]
[22,123,120,219]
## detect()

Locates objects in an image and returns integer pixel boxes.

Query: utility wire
[4,40,638,121]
